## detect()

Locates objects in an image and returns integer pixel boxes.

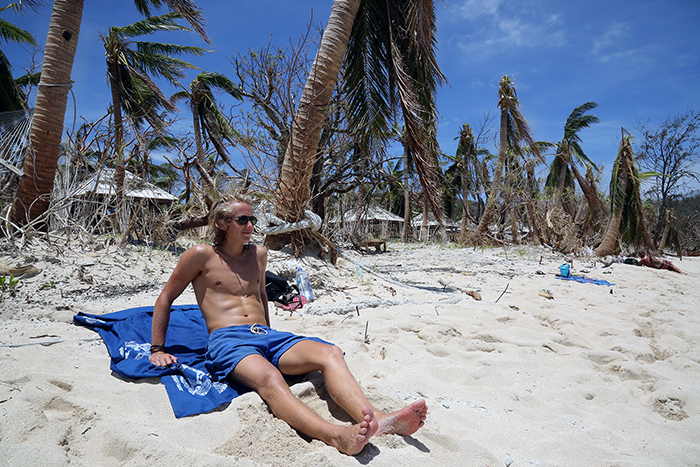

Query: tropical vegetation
[1,0,699,259]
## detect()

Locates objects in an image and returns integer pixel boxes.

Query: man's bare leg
[232,354,377,455]
[278,341,427,437]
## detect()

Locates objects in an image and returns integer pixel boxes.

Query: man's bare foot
[334,406,378,455]
[376,399,427,436]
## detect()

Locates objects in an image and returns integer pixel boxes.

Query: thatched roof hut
[72,168,177,205]
[411,212,460,241]
[328,205,404,238]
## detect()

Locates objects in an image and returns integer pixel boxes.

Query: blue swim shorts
[205,324,332,382]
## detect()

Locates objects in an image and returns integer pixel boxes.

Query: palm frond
[126,49,199,82]
[132,0,210,44]
[0,18,36,46]
[2,1,45,14]
[344,0,392,142]
[135,41,207,58]
[118,12,190,38]
[169,89,191,104]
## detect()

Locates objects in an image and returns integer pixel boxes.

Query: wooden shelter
[411,212,459,241]
[72,167,177,205]
[328,205,404,239]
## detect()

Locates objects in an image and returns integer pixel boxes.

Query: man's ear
[216,218,229,230]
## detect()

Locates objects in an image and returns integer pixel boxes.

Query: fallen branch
[495,282,509,303]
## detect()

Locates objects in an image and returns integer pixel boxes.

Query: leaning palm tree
[473,76,540,240]
[170,71,242,205]
[546,102,600,215]
[595,130,656,257]
[10,0,208,229]
[275,0,445,255]
[101,12,205,227]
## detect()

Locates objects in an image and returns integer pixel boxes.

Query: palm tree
[101,12,205,227]
[10,0,208,229]
[595,130,655,257]
[8,0,83,229]
[170,71,242,205]
[449,123,490,243]
[546,102,601,215]
[275,0,445,255]
[473,76,540,239]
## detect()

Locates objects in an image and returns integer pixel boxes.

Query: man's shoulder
[182,243,217,262]
[189,243,217,254]
[249,243,267,255]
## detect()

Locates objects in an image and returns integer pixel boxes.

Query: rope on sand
[338,251,453,292]
[301,295,463,316]
[257,209,322,235]
[299,251,464,315]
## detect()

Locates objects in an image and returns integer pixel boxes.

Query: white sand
[1,241,699,466]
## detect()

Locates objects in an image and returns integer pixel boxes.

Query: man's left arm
[257,245,271,327]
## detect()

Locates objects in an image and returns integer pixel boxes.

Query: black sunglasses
[225,215,258,226]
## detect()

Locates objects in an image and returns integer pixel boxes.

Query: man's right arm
[150,245,210,367]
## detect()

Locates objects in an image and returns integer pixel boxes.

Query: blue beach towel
[73,305,248,418]
[555,275,614,286]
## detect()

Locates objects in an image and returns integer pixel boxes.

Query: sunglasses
[225,215,258,226]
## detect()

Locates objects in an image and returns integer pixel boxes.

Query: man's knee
[234,358,287,393]
[319,343,347,368]
[253,366,289,397]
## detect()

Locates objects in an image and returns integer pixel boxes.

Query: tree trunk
[459,159,469,243]
[107,60,127,230]
[402,146,411,242]
[659,210,672,250]
[473,107,507,237]
[192,101,215,207]
[272,0,362,254]
[652,201,669,244]
[595,162,629,257]
[556,153,568,207]
[10,0,84,229]
[510,192,518,244]
[524,200,544,245]
[421,195,429,242]
[569,160,605,220]
[595,208,623,257]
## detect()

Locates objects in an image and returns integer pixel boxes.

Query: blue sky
[3,0,700,189]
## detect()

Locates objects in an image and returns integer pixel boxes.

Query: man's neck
[216,241,248,258]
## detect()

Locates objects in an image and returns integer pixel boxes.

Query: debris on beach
[538,289,554,299]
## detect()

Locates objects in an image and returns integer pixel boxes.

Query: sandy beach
[1,240,699,466]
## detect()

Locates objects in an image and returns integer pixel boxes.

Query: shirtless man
[639,253,683,273]
[149,193,427,455]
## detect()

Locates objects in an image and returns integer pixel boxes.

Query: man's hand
[149,351,178,367]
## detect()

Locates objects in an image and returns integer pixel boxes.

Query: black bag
[265,271,296,304]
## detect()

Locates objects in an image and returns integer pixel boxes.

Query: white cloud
[592,22,630,59]
[449,6,566,60]
[590,22,649,66]
[454,0,506,19]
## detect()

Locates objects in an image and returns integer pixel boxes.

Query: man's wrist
[150,344,166,354]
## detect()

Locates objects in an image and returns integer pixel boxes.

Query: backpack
[265,271,296,304]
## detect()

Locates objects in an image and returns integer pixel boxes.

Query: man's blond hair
[210,193,253,245]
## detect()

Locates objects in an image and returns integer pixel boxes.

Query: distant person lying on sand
[639,254,683,273]
[149,193,427,455]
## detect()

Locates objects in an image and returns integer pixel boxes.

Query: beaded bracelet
[150,344,166,354]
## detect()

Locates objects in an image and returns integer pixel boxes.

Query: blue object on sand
[555,275,614,286]
[559,263,570,277]
[74,305,246,418]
